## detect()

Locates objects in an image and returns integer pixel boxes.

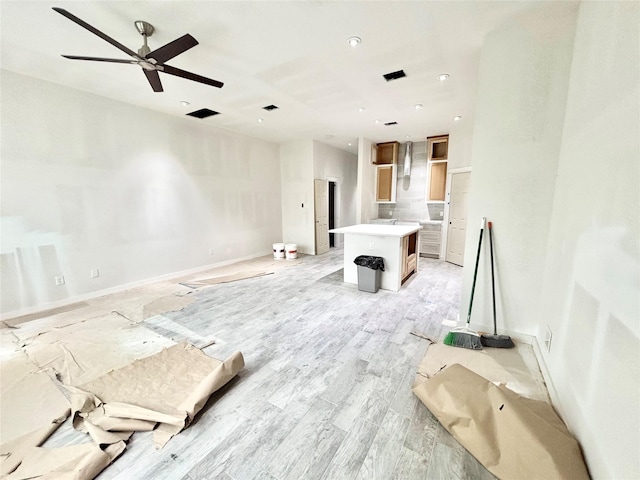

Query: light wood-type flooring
[48,248,506,479]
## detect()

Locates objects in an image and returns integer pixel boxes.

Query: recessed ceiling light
[454,115,462,121]
[348,142,352,146]
[348,36,361,47]
[358,107,365,112]
[405,135,410,139]
[374,119,381,124]
[414,104,423,110]
[257,118,264,123]
[180,101,190,107]
[438,73,450,82]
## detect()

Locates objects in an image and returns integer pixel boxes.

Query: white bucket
[273,243,285,259]
[285,243,298,259]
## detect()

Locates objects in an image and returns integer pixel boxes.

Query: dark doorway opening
[329,181,336,247]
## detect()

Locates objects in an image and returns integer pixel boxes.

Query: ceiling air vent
[186,108,220,119]
[384,121,398,126]
[383,70,406,82]
[263,104,279,111]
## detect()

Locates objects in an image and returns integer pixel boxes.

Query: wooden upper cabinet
[373,141,399,165]
[427,134,449,201]
[428,162,448,201]
[427,135,448,161]
[376,165,394,202]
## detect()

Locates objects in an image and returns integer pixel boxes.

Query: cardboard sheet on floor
[0,334,72,476]
[414,342,549,401]
[141,294,197,320]
[413,364,590,480]
[17,314,176,386]
[71,342,244,449]
[181,270,273,289]
[0,340,70,446]
[3,441,125,480]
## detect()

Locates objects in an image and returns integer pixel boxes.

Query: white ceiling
[1,1,539,153]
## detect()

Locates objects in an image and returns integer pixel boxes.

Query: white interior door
[446,171,470,266]
[314,179,329,255]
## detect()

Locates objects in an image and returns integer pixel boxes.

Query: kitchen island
[328,224,420,291]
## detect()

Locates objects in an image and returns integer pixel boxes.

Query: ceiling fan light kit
[53,7,223,93]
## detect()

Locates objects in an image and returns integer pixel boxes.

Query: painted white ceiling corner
[1,1,543,153]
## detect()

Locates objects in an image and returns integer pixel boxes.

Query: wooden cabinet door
[428,162,447,201]
[376,165,394,202]
[401,235,409,279]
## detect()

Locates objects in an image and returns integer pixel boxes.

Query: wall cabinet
[427,135,448,161]
[428,162,448,201]
[373,141,399,165]
[427,135,448,201]
[375,165,396,202]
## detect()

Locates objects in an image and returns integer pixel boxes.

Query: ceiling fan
[52,7,223,92]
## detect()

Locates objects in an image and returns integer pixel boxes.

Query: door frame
[441,167,472,260]
[326,176,342,248]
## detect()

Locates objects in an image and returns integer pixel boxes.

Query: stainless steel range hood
[404,141,412,176]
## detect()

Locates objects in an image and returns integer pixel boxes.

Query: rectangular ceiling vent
[263,104,279,111]
[383,70,406,82]
[186,108,220,119]
[384,121,398,126]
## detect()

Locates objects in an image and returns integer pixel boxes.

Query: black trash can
[353,256,385,293]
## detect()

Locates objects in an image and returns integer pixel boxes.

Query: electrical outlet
[54,276,65,286]
[209,248,215,255]
[369,242,375,250]
[90,269,100,278]
[544,326,553,352]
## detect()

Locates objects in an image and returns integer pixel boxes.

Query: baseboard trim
[532,335,564,416]
[1,252,267,321]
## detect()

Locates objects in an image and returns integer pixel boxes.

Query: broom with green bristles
[443,217,485,350]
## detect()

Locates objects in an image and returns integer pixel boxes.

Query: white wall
[463,3,578,336]
[313,140,358,235]
[464,2,639,478]
[536,3,639,478]
[279,140,315,254]
[0,71,282,316]
[447,111,475,170]
[356,137,376,224]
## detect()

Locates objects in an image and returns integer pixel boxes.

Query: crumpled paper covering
[413,364,590,480]
[71,342,245,449]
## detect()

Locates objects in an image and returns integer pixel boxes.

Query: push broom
[443,217,484,350]
[481,221,515,348]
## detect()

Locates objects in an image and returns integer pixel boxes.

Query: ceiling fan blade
[53,7,140,59]
[147,34,198,64]
[162,64,224,88]
[62,55,136,64]
[144,69,164,92]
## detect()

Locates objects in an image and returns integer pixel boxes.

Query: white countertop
[329,224,421,237]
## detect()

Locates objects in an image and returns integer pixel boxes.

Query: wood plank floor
[51,248,498,479]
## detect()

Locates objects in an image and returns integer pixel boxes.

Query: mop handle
[489,221,498,334]
[466,217,486,325]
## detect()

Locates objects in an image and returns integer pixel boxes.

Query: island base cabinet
[329,224,422,292]
[402,232,418,283]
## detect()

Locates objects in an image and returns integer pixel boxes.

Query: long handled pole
[480,221,514,348]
